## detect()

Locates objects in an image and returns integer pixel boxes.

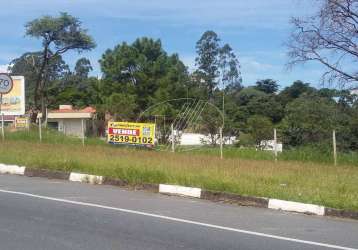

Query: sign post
[15,117,29,129]
[1,112,4,141]
[0,74,14,141]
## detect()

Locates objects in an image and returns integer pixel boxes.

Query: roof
[37,106,96,119]
[51,106,96,113]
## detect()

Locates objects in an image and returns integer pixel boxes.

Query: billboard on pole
[0,76,25,116]
[108,122,156,146]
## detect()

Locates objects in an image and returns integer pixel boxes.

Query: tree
[287,0,358,87]
[245,95,284,123]
[194,31,242,99]
[236,87,266,106]
[25,12,96,120]
[195,31,221,98]
[348,108,358,150]
[9,52,69,109]
[100,37,189,119]
[280,94,337,146]
[247,115,273,145]
[104,93,137,121]
[254,79,279,94]
[219,44,242,91]
[75,57,93,79]
[278,80,315,106]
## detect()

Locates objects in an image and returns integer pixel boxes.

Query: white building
[177,132,236,145]
[38,105,96,137]
[260,140,283,152]
[350,88,358,96]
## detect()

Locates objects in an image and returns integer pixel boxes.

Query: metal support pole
[220,127,223,159]
[333,130,337,166]
[0,94,3,141]
[171,123,175,153]
[38,117,42,142]
[274,128,278,162]
[81,119,85,146]
[1,113,4,141]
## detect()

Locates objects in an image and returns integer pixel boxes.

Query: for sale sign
[108,122,156,146]
[15,117,29,129]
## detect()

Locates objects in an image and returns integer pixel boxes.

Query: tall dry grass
[0,140,357,211]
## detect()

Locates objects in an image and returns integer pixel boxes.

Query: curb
[0,163,357,221]
[69,172,103,184]
[159,184,201,198]
[268,199,325,216]
[0,163,25,175]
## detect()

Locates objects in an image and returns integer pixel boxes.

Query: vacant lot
[0,137,357,211]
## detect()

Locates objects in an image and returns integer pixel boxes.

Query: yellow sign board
[1,76,25,115]
[108,122,156,146]
[15,117,29,129]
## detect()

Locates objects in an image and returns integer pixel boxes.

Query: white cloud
[241,57,275,72]
[2,0,315,29]
[0,65,9,73]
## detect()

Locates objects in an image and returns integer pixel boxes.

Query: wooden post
[27,117,30,132]
[81,119,85,146]
[333,130,337,166]
[171,123,175,153]
[38,117,42,143]
[274,128,278,162]
[45,107,48,128]
[220,127,223,159]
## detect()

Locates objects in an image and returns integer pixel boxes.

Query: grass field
[185,146,358,166]
[0,129,358,211]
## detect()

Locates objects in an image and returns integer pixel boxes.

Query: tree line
[8,9,358,151]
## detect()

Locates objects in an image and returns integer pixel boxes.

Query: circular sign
[0,73,13,94]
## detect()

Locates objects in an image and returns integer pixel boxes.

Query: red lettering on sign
[109,128,139,136]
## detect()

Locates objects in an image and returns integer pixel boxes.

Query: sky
[0,0,324,89]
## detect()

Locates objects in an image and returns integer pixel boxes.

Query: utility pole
[0,94,3,141]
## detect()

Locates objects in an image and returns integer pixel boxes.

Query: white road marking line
[0,188,356,250]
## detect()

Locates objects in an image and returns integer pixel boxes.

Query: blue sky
[0,0,323,89]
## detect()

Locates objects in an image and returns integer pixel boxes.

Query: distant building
[38,105,96,137]
[260,140,283,152]
[350,88,358,96]
[175,132,236,145]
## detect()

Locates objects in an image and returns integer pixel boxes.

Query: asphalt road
[0,174,357,250]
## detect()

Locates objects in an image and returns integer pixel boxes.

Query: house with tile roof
[38,105,96,137]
